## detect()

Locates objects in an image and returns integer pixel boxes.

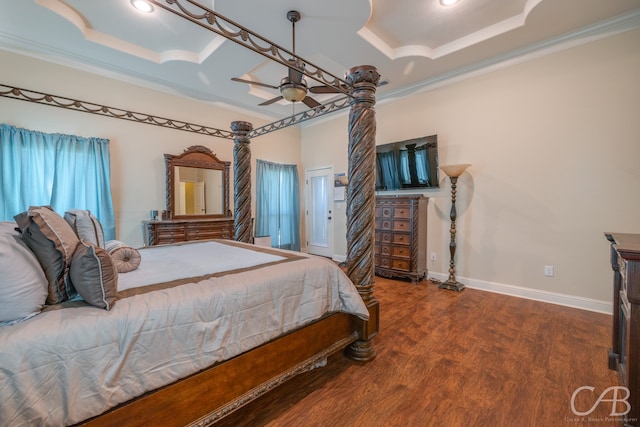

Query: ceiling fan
[231,10,345,109]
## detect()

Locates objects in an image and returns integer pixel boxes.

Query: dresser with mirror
[144,145,234,246]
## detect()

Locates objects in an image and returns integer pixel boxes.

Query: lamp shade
[440,163,471,178]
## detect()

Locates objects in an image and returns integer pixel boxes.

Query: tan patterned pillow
[15,206,79,304]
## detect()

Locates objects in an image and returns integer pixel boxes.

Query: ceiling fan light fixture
[131,0,154,13]
[281,84,307,102]
[440,0,460,6]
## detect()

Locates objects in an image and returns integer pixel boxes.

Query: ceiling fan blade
[259,95,284,106]
[231,77,279,90]
[309,85,345,94]
[302,96,322,109]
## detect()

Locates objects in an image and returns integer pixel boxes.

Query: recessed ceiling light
[440,0,460,6]
[131,0,154,13]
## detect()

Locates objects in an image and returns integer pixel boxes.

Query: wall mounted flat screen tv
[375,134,439,190]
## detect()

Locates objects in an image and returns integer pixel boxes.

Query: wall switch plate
[544,265,554,277]
[430,252,437,261]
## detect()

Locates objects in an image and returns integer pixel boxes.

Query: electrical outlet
[544,265,554,277]
[430,252,437,261]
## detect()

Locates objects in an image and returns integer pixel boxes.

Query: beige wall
[302,28,640,306]
[0,49,301,247]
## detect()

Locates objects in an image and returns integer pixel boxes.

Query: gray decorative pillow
[69,241,118,310]
[64,209,105,248]
[105,239,141,273]
[15,206,79,305]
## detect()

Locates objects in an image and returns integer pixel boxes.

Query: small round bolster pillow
[104,240,141,273]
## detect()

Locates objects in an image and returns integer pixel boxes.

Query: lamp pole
[439,164,471,292]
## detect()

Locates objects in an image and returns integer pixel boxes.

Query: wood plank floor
[216,276,621,427]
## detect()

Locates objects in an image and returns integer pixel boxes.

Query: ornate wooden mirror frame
[165,145,231,219]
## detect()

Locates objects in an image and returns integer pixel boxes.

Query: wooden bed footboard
[76,313,364,427]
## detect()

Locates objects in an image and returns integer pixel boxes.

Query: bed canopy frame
[143,3,380,363]
[1,1,381,423]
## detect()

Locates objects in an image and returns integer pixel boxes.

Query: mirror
[165,145,231,219]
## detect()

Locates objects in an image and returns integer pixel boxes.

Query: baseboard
[427,272,613,315]
[327,259,612,314]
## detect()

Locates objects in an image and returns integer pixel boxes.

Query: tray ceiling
[0,0,639,120]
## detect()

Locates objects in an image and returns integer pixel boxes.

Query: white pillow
[0,222,48,325]
[0,221,19,235]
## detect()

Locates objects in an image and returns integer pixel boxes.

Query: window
[255,159,300,251]
[0,124,115,239]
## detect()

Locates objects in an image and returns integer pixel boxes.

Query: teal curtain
[415,146,430,186]
[399,150,411,185]
[0,124,115,240]
[255,159,300,251]
[376,150,400,190]
[399,147,431,186]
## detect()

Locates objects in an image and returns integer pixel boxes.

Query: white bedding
[117,240,289,290]
[0,240,368,426]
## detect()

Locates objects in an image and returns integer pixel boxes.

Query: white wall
[302,28,640,309]
[0,49,302,247]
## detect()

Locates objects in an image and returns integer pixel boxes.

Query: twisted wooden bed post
[231,121,253,243]
[344,65,380,362]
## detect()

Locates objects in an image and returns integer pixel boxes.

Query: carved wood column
[344,65,380,363]
[231,121,253,243]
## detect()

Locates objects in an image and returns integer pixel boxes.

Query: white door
[305,167,334,258]
[194,181,205,214]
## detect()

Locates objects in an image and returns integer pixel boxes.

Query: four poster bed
[0,67,380,427]
[0,1,381,426]
[1,230,372,426]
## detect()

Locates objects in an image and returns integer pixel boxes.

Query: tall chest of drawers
[374,195,428,283]
[143,218,234,246]
[605,233,640,426]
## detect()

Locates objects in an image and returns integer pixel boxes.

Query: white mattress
[0,240,368,426]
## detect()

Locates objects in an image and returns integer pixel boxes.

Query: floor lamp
[439,164,471,292]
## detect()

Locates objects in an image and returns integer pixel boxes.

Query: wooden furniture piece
[143,217,234,246]
[605,232,640,427]
[374,195,428,283]
[144,145,235,246]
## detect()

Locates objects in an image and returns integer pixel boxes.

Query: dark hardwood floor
[216,276,621,427]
